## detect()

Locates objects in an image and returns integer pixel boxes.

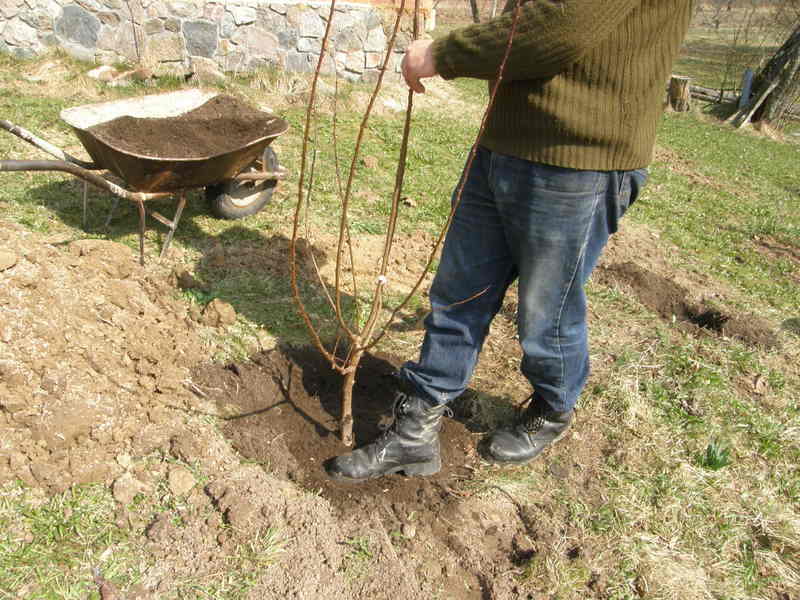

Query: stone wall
[0,0,427,81]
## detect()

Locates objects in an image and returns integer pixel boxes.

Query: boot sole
[326,456,441,483]
[486,429,569,465]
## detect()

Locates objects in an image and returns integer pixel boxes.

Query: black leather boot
[486,398,573,464]
[326,391,448,482]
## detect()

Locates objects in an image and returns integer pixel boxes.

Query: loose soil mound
[88,95,277,159]
[0,222,205,492]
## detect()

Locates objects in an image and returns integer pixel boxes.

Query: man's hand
[401,39,438,93]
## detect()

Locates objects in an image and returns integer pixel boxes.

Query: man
[326,1,693,481]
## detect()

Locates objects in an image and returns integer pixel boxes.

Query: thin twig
[290,0,341,366]
[332,0,408,339]
[366,0,524,351]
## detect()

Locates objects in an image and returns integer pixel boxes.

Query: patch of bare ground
[0,217,590,598]
[595,223,779,349]
[192,344,614,599]
[0,195,792,598]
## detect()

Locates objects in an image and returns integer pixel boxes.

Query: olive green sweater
[432,0,692,171]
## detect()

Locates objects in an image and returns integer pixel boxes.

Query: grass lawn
[0,26,798,599]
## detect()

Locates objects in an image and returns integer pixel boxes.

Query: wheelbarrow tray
[60,89,289,193]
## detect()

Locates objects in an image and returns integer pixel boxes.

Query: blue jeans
[400,146,647,412]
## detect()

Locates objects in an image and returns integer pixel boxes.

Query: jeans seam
[553,174,603,408]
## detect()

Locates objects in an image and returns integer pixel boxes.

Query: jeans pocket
[616,168,649,213]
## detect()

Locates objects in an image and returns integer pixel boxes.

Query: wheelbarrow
[0,89,289,264]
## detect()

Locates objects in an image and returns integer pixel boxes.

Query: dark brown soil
[595,261,779,348]
[88,95,278,159]
[193,347,481,516]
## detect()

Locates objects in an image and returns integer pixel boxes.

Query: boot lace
[375,392,451,446]
[517,396,546,433]
[374,392,410,448]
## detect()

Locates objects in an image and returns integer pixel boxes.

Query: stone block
[243,26,278,62]
[364,8,382,30]
[182,20,217,58]
[334,21,366,52]
[219,49,246,73]
[97,11,121,26]
[393,30,411,52]
[203,2,225,22]
[145,30,183,63]
[228,4,256,26]
[75,0,104,12]
[298,9,323,38]
[63,38,96,60]
[276,28,297,51]
[189,55,226,83]
[318,52,335,75]
[55,4,100,48]
[143,17,163,35]
[164,16,180,32]
[20,9,52,30]
[284,4,301,26]
[3,17,39,47]
[167,1,194,18]
[220,11,235,38]
[285,49,312,73]
[147,0,166,18]
[344,50,364,74]
[101,0,123,9]
[40,32,58,47]
[96,24,116,51]
[364,25,386,53]
[113,21,142,62]
[0,39,10,54]
[269,2,286,15]
[296,36,320,53]
[0,0,20,20]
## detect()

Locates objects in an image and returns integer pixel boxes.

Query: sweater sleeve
[432,0,639,81]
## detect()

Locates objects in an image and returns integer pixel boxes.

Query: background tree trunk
[669,76,692,112]
[468,0,480,23]
[751,24,800,127]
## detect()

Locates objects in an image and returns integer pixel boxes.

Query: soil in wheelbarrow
[88,95,278,159]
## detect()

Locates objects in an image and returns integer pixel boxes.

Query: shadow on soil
[22,178,355,340]
[191,345,538,600]
[191,346,508,516]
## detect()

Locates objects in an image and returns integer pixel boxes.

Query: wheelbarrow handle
[0,159,170,202]
[0,119,98,170]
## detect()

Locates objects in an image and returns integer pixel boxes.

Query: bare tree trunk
[340,355,361,447]
[469,0,480,23]
[668,76,692,112]
[752,24,800,127]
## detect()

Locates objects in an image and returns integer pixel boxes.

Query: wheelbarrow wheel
[205,147,278,220]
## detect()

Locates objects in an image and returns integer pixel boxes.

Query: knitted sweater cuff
[432,36,458,81]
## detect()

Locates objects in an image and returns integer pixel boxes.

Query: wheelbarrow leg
[159,191,186,260]
[136,199,146,266]
[81,181,88,230]
[104,197,121,228]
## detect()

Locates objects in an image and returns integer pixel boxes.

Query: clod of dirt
[173,268,205,291]
[167,466,196,496]
[88,95,278,159]
[201,298,237,327]
[113,472,147,505]
[0,250,17,271]
[596,261,779,348]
